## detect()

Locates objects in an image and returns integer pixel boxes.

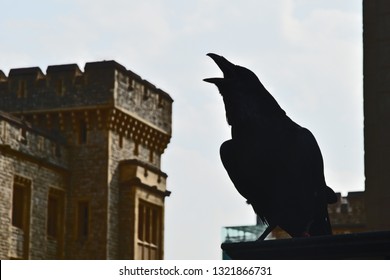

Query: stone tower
[364,1,390,231]
[0,60,173,259]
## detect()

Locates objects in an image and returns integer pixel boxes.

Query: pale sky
[0,0,363,259]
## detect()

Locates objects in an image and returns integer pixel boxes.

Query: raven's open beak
[203,53,236,85]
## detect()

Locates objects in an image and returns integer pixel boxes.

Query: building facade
[328,191,367,234]
[0,60,173,259]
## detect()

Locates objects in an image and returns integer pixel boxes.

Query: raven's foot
[256,225,276,241]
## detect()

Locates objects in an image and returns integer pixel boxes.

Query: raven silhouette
[204,53,337,240]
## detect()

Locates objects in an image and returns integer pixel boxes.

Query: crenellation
[0,70,6,82]
[0,61,172,136]
[46,64,82,77]
[46,64,83,97]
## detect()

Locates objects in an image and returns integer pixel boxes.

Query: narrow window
[143,90,150,101]
[128,79,134,91]
[151,208,158,244]
[78,120,87,144]
[12,178,31,231]
[37,136,44,151]
[17,80,26,98]
[145,206,151,243]
[47,195,59,238]
[77,201,89,239]
[54,143,61,158]
[138,204,145,242]
[56,79,64,96]
[137,200,162,259]
[138,201,161,245]
[19,127,28,145]
[12,184,25,229]
[1,121,7,142]
[119,135,123,149]
[47,190,64,240]
[133,142,139,156]
[157,94,164,108]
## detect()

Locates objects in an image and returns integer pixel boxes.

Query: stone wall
[0,60,173,259]
[0,112,68,259]
[65,129,110,259]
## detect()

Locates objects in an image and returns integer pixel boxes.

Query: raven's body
[204,53,337,240]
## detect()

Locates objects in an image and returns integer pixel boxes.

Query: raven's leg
[256,225,276,241]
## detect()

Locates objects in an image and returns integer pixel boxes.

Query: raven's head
[203,53,263,95]
[204,53,285,126]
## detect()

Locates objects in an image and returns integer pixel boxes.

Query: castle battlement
[0,60,173,135]
[0,111,69,172]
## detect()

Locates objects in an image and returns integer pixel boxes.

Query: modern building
[0,60,173,259]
